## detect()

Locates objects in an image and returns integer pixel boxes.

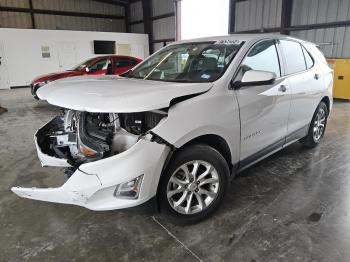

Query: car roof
[170,33,314,46]
[93,55,141,60]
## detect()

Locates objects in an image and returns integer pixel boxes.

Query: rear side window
[302,47,314,69]
[280,40,307,74]
[114,58,136,68]
[236,40,281,80]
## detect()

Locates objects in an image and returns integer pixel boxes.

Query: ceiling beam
[0,6,125,20]
[129,19,144,25]
[127,12,175,25]
[142,0,154,54]
[234,19,350,34]
[152,12,175,21]
[28,0,36,29]
[233,27,281,34]
[229,0,236,33]
[92,0,128,7]
[152,38,175,43]
[287,20,350,31]
[125,1,130,32]
[281,0,293,34]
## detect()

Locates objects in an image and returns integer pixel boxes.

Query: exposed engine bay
[37,109,167,169]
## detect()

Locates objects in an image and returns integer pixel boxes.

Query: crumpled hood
[37,75,212,112]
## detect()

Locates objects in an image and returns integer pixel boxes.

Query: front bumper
[30,83,39,96]
[11,121,170,211]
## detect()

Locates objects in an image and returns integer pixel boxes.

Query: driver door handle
[278,85,287,92]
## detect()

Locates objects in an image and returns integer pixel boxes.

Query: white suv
[12,34,333,223]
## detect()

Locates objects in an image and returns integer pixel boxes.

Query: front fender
[152,90,240,165]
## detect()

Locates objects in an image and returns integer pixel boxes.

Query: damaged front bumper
[11,119,170,211]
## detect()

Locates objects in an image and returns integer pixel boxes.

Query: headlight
[114,175,143,199]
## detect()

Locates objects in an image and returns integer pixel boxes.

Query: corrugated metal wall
[128,0,175,52]
[291,0,350,25]
[35,14,125,32]
[151,0,175,52]
[235,0,282,31]
[130,22,144,33]
[234,0,350,58]
[289,0,350,58]
[0,0,126,32]
[129,1,143,22]
[0,12,33,28]
[291,27,350,58]
[152,16,175,40]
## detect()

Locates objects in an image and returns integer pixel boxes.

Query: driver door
[234,39,291,164]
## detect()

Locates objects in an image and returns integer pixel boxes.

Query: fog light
[114,175,143,199]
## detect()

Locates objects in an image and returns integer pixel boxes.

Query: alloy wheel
[166,160,220,215]
[313,107,326,142]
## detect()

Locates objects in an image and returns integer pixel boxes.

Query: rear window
[280,40,307,75]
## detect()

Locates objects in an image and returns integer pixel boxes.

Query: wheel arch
[321,96,330,114]
[162,134,233,174]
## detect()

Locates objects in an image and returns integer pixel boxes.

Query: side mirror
[233,70,276,89]
[85,67,90,73]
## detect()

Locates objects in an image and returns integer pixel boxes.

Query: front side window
[71,58,96,71]
[280,40,307,74]
[235,40,281,81]
[88,59,108,72]
[126,41,244,82]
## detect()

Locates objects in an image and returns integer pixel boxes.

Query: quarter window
[236,40,281,81]
[302,47,314,69]
[280,40,307,74]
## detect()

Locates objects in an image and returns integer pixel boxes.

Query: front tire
[300,101,328,148]
[159,144,230,224]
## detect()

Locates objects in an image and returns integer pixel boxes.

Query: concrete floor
[1,88,350,262]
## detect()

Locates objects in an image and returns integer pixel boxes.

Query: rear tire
[300,101,328,148]
[159,144,230,224]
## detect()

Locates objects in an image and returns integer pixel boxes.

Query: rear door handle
[314,74,320,80]
[278,85,287,92]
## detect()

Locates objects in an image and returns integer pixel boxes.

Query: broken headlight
[114,175,143,199]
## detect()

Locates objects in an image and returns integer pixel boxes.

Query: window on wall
[180,0,229,40]
[41,46,50,58]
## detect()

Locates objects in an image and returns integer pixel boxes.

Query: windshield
[126,41,244,82]
[71,58,96,71]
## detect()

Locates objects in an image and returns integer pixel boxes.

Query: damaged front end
[12,109,171,210]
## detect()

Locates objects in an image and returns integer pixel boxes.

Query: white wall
[180,0,229,40]
[0,28,149,89]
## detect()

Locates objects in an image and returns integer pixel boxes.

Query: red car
[31,55,142,99]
